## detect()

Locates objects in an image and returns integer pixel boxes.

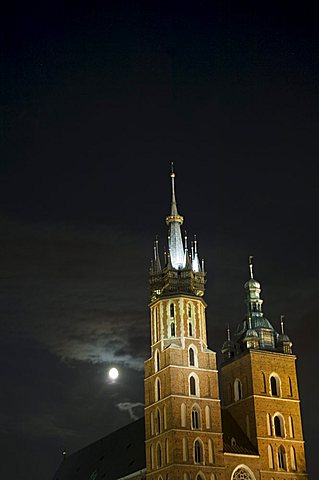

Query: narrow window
[155,408,161,434]
[194,440,203,464]
[267,413,272,436]
[270,375,280,396]
[181,403,187,427]
[234,378,242,401]
[289,416,294,438]
[151,411,154,435]
[154,307,158,342]
[163,405,167,430]
[188,303,192,318]
[170,303,175,318]
[191,407,200,429]
[189,348,195,366]
[150,444,154,469]
[288,376,293,396]
[261,372,266,393]
[189,375,197,396]
[208,438,215,463]
[165,438,169,464]
[268,444,274,469]
[188,321,193,336]
[170,322,175,337]
[182,437,188,461]
[274,415,284,437]
[155,378,161,401]
[290,446,297,471]
[205,405,210,429]
[278,445,287,470]
[157,443,162,468]
[155,350,160,372]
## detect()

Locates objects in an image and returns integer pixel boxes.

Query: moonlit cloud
[117,402,144,421]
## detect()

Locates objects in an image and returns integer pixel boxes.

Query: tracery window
[191,406,200,429]
[278,445,287,470]
[232,467,254,480]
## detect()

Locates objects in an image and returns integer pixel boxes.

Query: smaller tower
[220,258,308,478]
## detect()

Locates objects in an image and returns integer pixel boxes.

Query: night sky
[1,2,318,478]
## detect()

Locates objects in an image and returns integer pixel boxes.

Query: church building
[53,170,308,480]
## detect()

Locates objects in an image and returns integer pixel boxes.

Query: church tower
[220,258,308,479]
[144,168,224,480]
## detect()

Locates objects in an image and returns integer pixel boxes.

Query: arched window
[205,405,210,429]
[188,303,192,318]
[170,303,175,318]
[181,403,187,427]
[194,439,203,464]
[170,322,175,337]
[196,474,205,480]
[208,438,215,463]
[290,446,297,471]
[155,350,160,372]
[289,415,294,438]
[278,445,287,470]
[155,377,161,401]
[151,411,154,435]
[189,346,198,366]
[155,408,161,434]
[157,443,162,468]
[191,406,201,429]
[189,374,198,396]
[270,374,281,397]
[231,465,256,480]
[234,378,243,401]
[274,414,285,437]
[165,438,169,464]
[266,413,272,436]
[182,437,188,461]
[268,444,274,469]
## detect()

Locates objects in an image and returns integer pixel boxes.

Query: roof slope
[221,409,258,455]
[53,418,145,480]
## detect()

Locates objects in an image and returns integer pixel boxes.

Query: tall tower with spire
[145,167,224,480]
[220,258,308,478]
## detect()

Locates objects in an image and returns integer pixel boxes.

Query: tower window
[155,350,160,372]
[157,443,162,468]
[189,374,198,396]
[290,446,297,471]
[289,415,294,438]
[189,347,196,366]
[288,376,293,396]
[181,403,187,427]
[170,303,175,318]
[170,322,175,337]
[155,408,161,434]
[268,444,274,469]
[270,374,281,397]
[188,303,192,318]
[234,378,243,401]
[188,321,193,336]
[274,414,285,437]
[194,439,203,464]
[155,378,161,401]
[278,445,287,470]
[191,406,200,429]
[261,372,266,393]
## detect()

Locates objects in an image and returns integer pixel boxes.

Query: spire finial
[249,255,254,278]
[280,315,285,335]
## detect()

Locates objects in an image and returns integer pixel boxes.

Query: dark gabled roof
[52,417,145,480]
[221,409,258,456]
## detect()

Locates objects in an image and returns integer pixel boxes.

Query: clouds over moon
[0,217,149,371]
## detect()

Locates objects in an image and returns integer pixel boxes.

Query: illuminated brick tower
[220,258,308,479]
[144,168,224,480]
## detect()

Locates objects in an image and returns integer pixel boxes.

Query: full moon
[108,367,119,380]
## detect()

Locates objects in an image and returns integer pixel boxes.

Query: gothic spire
[166,164,185,270]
